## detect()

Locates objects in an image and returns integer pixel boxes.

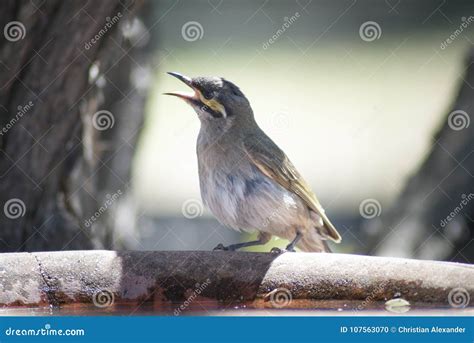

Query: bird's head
[165,72,253,124]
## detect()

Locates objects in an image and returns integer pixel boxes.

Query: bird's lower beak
[164,72,197,101]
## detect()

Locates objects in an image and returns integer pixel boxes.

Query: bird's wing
[243,133,341,243]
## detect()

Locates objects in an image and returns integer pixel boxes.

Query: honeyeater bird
[165,72,341,252]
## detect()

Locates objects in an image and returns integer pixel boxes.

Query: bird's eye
[202,90,213,100]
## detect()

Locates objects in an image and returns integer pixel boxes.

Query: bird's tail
[296,231,332,253]
[310,210,341,243]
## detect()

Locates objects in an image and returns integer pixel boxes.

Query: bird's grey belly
[200,169,305,234]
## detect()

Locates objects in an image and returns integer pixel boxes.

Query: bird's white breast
[199,161,303,234]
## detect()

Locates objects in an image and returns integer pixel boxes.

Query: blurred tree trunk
[0,0,155,252]
[368,49,474,263]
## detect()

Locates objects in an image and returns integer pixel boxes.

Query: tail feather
[310,210,341,243]
[320,219,341,243]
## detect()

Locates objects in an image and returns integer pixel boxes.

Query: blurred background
[0,0,472,262]
[129,0,473,259]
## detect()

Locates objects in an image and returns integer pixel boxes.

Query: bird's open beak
[163,72,197,101]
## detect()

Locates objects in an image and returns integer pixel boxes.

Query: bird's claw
[270,247,284,254]
[213,243,229,251]
[270,246,296,254]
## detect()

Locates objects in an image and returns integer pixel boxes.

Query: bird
[164,72,341,252]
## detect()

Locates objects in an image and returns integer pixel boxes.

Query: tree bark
[0,0,152,252]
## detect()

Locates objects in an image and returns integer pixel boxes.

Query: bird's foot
[270,245,296,254]
[213,243,229,251]
[283,232,301,252]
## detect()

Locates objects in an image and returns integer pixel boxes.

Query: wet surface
[1,300,472,316]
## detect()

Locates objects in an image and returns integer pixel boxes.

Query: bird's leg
[213,232,271,251]
[217,240,263,251]
[285,231,302,252]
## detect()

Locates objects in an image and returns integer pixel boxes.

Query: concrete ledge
[0,251,472,312]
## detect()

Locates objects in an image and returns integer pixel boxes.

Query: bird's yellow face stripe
[197,90,227,118]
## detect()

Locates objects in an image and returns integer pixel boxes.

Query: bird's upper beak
[164,72,197,101]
